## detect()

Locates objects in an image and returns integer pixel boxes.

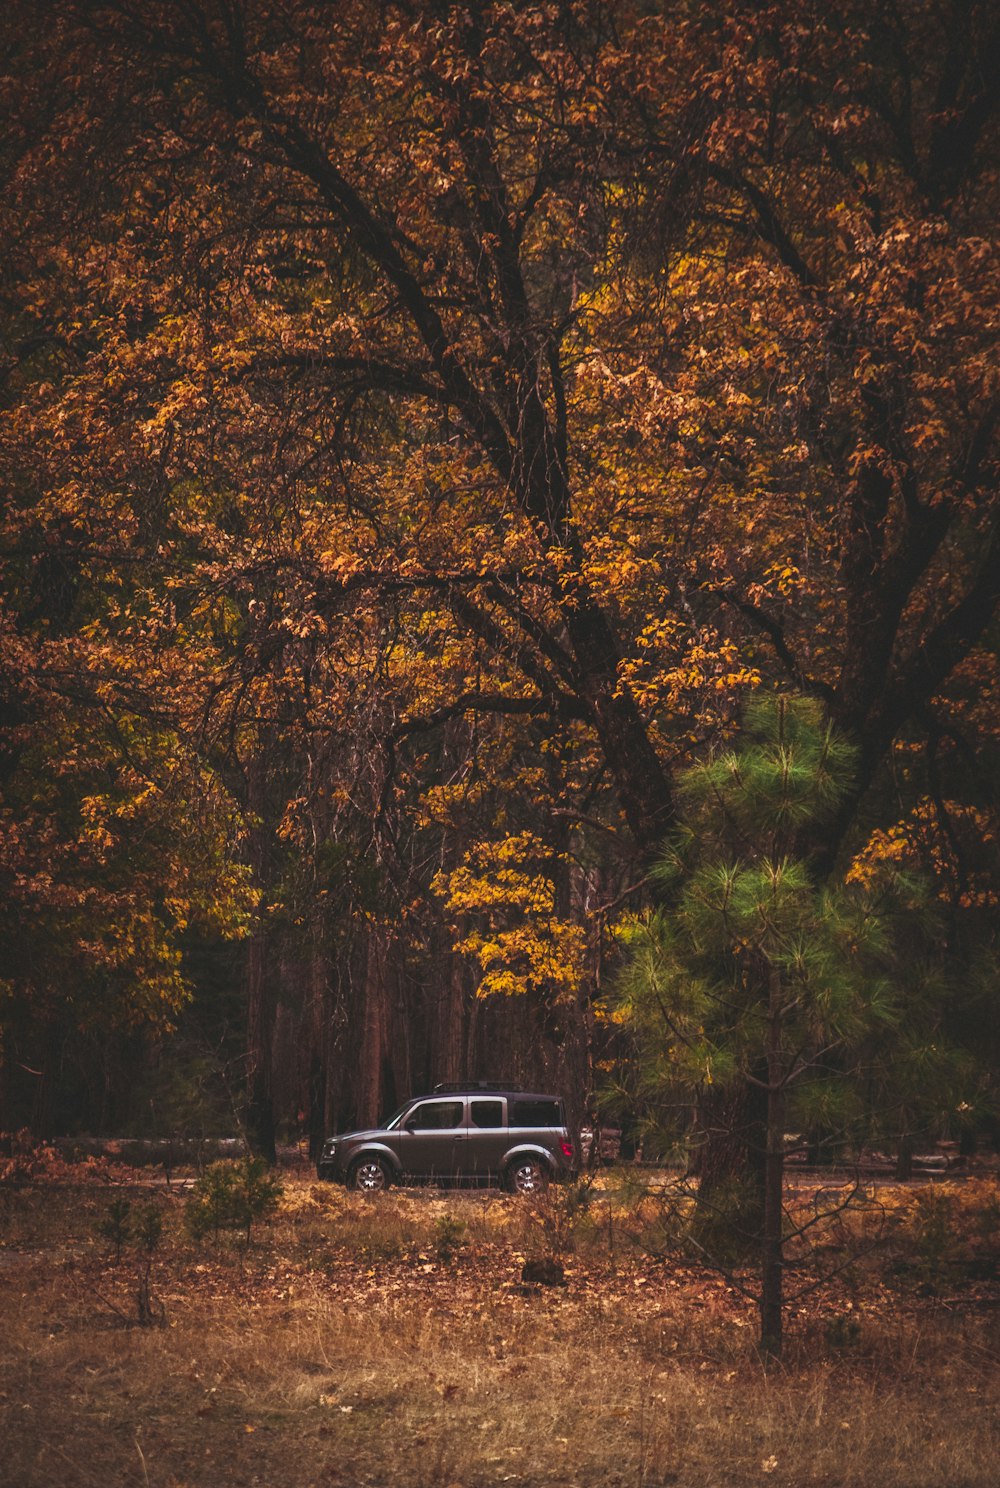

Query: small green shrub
[911,1187,955,1275]
[433,1214,467,1266]
[528,1178,595,1259]
[96,1196,133,1261]
[133,1202,164,1255]
[358,1234,407,1263]
[824,1314,862,1350]
[185,1158,283,1244]
[95,1196,166,1324]
[134,1201,165,1325]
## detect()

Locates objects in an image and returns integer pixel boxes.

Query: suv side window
[470,1098,504,1129]
[511,1098,561,1128]
[407,1100,464,1130]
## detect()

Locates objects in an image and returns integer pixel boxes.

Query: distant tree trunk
[465,990,480,1084]
[564,853,604,1154]
[323,940,355,1136]
[245,925,276,1163]
[896,1132,914,1181]
[431,939,467,1087]
[0,1031,10,1133]
[244,758,276,1163]
[760,967,786,1358]
[29,1013,58,1138]
[358,924,389,1127]
[306,928,328,1163]
[322,973,340,1139]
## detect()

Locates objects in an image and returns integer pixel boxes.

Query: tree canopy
[1,0,998,1146]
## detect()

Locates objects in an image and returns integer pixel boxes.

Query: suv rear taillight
[560,1139,573,1160]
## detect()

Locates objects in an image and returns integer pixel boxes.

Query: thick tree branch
[386,688,587,746]
[707,164,819,290]
[715,590,835,704]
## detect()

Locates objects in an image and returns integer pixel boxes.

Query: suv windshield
[381,1103,413,1131]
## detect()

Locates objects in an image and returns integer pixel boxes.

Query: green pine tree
[615,694,972,1356]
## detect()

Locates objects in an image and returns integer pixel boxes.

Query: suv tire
[348,1156,391,1193]
[505,1156,549,1195]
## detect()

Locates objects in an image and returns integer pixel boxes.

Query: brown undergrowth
[2,1171,999,1487]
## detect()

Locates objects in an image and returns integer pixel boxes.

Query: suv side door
[465,1096,508,1177]
[395,1098,467,1179]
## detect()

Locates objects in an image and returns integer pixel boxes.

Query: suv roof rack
[432,1081,522,1094]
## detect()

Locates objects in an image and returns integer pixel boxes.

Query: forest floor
[2,1168,1000,1488]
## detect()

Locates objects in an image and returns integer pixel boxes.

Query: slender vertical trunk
[694,1078,767,1244]
[896,1131,914,1181]
[358,924,388,1128]
[244,758,276,1163]
[465,983,480,1082]
[327,933,363,1133]
[322,973,340,1138]
[565,854,601,1156]
[245,925,276,1163]
[760,965,786,1358]
[434,949,466,1086]
[306,927,327,1163]
[30,1014,57,1138]
[0,1029,10,1134]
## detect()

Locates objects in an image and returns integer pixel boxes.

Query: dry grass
[2,1176,999,1487]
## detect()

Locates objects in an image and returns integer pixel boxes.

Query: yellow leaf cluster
[432,833,586,998]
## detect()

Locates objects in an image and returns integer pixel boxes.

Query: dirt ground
[3,1175,999,1487]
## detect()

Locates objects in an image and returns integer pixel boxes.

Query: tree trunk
[245,924,276,1163]
[896,1132,914,1181]
[760,967,786,1358]
[306,927,328,1163]
[244,758,276,1164]
[29,1014,58,1138]
[358,924,389,1128]
[433,946,467,1088]
[693,1078,768,1251]
[323,937,356,1137]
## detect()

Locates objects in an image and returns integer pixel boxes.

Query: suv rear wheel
[505,1156,549,1194]
[348,1156,391,1193]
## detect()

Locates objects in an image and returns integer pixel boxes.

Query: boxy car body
[317,1087,575,1193]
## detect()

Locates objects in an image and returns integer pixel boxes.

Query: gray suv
[317,1085,575,1194]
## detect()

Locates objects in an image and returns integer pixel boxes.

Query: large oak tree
[2,0,998,1143]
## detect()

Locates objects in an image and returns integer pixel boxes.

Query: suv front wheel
[348,1156,391,1193]
[505,1156,549,1195]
